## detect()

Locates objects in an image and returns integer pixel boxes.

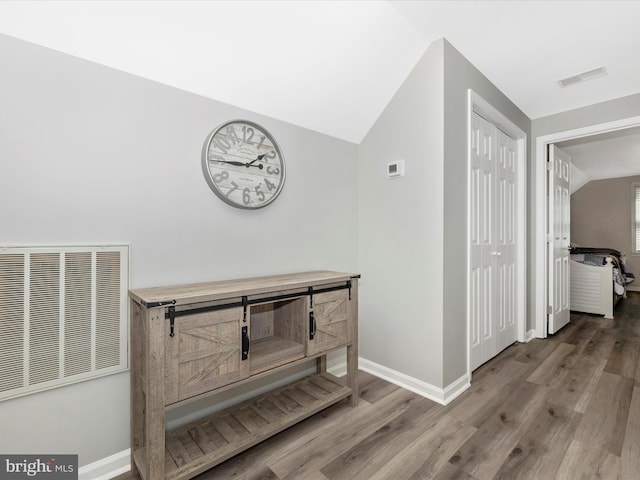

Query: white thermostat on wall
[387,159,405,178]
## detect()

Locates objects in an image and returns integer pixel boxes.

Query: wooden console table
[129,271,359,480]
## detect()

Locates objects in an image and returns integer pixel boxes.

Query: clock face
[202,120,285,209]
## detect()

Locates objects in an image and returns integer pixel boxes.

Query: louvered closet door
[470,113,518,370]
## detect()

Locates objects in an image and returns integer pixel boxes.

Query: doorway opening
[534,115,640,338]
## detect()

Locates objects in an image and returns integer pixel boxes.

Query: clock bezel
[201,119,286,210]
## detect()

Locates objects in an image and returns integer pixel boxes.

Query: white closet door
[470,113,518,370]
[495,129,518,352]
[470,113,496,369]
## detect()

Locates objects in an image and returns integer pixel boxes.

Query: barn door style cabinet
[129,271,359,480]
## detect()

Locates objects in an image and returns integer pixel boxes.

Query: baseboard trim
[79,362,346,480]
[79,449,130,480]
[359,357,470,405]
[79,359,472,478]
[327,362,347,378]
[525,329,537,342]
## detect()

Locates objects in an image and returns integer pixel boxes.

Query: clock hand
[213,159,246,167]
[212,158,264,169]
[246,153,268,167]
[212,155,267,169]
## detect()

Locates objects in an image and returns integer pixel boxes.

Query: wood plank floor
[117,292,640,480]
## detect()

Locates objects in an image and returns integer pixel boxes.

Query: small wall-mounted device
[387,159,405,178]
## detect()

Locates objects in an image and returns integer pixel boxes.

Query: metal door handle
[309,311,316,340]
[241,326,249,360]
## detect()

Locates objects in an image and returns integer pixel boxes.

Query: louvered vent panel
[96,251,121,370]
[64,252,92,377]
[29,253,61,385]
[0,254,25,393]
[0,245,128,401]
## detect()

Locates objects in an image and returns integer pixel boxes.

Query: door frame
[533,115,640,338]
[467,90,527,378]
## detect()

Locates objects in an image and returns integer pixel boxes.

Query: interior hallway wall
[358,38,530,391]
[442,40,530,385]
[571,175,640,284]
[0,33,358,466]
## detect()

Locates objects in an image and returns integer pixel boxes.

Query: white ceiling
[0,0,427,143]
[1,0,639,148]
[560,127,640,191]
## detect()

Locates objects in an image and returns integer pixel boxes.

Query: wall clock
[202,120,285,209]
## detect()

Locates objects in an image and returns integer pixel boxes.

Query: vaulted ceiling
[1,0,640,180]
[560,127,640,192]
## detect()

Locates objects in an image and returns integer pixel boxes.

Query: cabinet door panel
[165,307,248,404]
[307,290,350,356]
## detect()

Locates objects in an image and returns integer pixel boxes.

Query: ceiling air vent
[558,66,607,88]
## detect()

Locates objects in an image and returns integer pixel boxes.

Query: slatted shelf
[130,272,359,480]
[133,373,351,480]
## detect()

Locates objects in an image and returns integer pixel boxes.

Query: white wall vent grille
[0,245,128,401]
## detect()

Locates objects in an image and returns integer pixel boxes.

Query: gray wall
[358,39,530,389]
[571,175,640,281]
[358,39,445,386]
[532,93,640,140]
[442,40,530,384]
[0,34,358,466]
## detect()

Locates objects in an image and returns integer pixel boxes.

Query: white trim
[442,373,472,404]
[469,92,527,140]
[525,329,536,342]
[466,90,527,379]
[78,357,470,480]
[359,357,470,405]
[78,449,130,480]
[534,115,640,338]
[327,358,347,378]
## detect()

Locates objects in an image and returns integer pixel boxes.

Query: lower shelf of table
[133,372,353,480]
